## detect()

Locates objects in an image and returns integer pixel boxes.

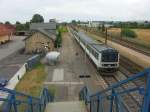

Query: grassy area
[58,25,68,33]
[107,28,150,49]
[15,63,47,96]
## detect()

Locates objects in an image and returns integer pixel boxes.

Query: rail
[0,87,54,112]
[79,68,150,112]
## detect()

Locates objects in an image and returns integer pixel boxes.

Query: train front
[100,49,119,72]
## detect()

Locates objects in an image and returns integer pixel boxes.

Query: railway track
[102,74,143,112]
[99,57,146,112]
[69,27,146,112]
[81,27,150,56]
[120,56,146,88]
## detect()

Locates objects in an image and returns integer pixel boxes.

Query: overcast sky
[0,0,149,23]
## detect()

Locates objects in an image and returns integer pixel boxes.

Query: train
[69,27,119,72]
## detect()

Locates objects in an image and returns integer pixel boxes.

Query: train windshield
[101,51,118,62]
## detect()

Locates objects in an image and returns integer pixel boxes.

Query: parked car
[0,79,8,87]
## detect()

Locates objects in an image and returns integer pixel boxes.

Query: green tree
[121,28,137,38]
[24,22,30,30]
[5,21,11,25]
[30,14,44,23]
[71,20,77,24]
[15,21,25,31]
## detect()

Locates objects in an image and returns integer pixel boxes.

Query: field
[108,28,150,49]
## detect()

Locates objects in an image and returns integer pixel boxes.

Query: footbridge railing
[79,68,150,112]
[0,87,54,112]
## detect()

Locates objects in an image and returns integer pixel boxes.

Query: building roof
[25,22,57,41]
[30,22,56,30]
[37,28,56,40]
[24,28,56,41]
[0,24,15,37]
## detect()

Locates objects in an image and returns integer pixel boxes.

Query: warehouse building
[0,24,15,44]
[24,22,57,54]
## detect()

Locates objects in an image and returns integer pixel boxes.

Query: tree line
[0,14,44,31]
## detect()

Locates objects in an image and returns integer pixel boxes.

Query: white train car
[70,27,119,72]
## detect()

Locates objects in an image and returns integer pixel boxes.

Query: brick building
[0,24,15,44]
[24,22,57,54]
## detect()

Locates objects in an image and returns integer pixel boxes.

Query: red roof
[0,24,15,37]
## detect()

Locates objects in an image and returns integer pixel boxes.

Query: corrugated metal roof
[30,22,56,30]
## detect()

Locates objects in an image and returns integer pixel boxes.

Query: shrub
[121,28,137,38]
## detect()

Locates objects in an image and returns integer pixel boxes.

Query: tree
[16,23,24,31]
[30,14,44,23]
[5,21,11,25]
[24,22,30,30]
[121,28,137,38]
[71,20,77,24]
[16,21,21,25]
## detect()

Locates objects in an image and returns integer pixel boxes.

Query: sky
[0,0,149,23]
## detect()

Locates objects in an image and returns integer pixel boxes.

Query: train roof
[77,31,117,52]
[78,31,97,44]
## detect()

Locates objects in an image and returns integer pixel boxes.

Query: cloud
[0,0,149,23]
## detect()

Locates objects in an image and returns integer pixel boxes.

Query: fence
[79,68,150,112]
[0,87,54,112]
[26,54,41,70]
[0,54,41,106]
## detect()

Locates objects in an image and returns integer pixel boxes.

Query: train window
[101,52,118,62]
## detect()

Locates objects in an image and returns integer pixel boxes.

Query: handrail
[91,68,150,97]
[0,87,40,100]
[0,87,54,112]
[79,68,150,112]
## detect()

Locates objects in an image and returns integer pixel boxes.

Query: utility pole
[120,22,123,40]
[105,28,108,45]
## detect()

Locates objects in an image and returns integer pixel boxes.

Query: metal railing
[79,68,150,112]
[0,87,54,112]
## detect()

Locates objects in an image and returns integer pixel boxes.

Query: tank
[45,51,60,65]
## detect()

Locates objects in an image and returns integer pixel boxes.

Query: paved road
[44,32,107,101]
[0,36,25,61]
[0,51,32,80]
[0,36,32,80]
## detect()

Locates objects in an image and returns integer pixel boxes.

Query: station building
[24,22,57,54]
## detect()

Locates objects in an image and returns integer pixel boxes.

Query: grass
[107,28,150,49]
[59,25,68,33]
[15,63,47,96]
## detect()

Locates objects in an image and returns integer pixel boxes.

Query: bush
[55,30,62,48]
[121,28,137,38]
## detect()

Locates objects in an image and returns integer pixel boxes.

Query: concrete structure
[24,22,57,54]
[0,24,15,44]
[45,101,87,112]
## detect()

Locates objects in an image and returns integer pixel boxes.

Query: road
[44,32,107,101]
[0,36,25,61]
[0,36,32,80]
